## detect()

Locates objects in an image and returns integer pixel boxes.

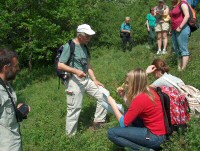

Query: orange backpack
[181,2,199,32]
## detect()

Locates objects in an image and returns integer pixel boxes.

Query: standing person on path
[146,7,157,49]
[58,24,107,136]
[170,0,191,71]
[155,0,170,54]
[107,68,167,150]
[0,49,30,151]
[120,17,134,52]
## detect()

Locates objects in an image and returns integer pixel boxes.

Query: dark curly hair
[0,49,18,72]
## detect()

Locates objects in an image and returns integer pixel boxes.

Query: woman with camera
[154,0,170,55]
[107,68,167,150]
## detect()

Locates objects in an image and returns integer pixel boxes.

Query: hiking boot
[89,122,106,131]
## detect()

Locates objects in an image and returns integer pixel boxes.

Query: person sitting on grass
[146,58,184,88]
[107,68,167,150]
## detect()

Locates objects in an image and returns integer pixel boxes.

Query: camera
[16,103,30,122]
[80,58,88,66]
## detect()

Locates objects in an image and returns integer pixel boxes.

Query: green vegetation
[1,0,200,150]
[13,29,200,151]
[0,0,160,67]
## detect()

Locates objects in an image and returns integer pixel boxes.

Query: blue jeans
[172,25,191,57]
[108,119,166,151]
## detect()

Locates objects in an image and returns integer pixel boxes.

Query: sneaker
[156,50,162,55]
[162,50,167,54]
[89,122,106,131]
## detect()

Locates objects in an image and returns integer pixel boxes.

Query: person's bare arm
[88,63,104,87]
[58,62,86,78]
[176,3,190,32]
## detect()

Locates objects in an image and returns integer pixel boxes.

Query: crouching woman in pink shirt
[107,68,167,150]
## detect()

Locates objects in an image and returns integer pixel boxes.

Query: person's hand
[147,27,150,32]
[146,65,157,75]
[117,87,125,98]
[169,31,172,36]
[156,11,161,15]
[93,79,104,87]
[75,70,87,78]
[176,27,182,32]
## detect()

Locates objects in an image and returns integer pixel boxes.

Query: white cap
[77,24,95,35]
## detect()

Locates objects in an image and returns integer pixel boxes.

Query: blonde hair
[126,68,155,107]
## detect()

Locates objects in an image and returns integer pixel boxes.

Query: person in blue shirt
[187,0,199,8]
[120,17,133,52]
[146,7,157,48]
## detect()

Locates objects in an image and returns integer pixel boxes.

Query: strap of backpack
[161,76,183,91]
[0,78,19,122]
[156,87,171,135]
[84,44,90,59]
[67,40,75,67]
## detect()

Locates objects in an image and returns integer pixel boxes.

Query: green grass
[15,29,200,151]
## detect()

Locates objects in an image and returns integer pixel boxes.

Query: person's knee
[108,128,117,140]
[162,32,168,39]
[157,36,162,40]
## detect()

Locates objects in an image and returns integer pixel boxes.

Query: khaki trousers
[65,75,107,136]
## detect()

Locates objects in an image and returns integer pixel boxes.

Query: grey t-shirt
[59,41,90,73]
[152,73,183,87]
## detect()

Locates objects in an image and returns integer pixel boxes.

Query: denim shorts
[172,24,191,57]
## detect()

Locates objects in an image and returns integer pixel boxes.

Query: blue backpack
[188,0,199,8]
[55,40,75,81]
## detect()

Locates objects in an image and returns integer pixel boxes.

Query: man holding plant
[58,24,107,136]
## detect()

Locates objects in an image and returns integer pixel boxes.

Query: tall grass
[15,30,200,151]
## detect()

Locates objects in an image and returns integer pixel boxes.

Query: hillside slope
[16,30,200,151]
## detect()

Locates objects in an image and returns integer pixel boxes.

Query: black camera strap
[0,78,19,123]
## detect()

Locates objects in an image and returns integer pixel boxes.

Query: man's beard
[6,70,16,81]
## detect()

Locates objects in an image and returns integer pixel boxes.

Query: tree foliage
[3,0,193,67]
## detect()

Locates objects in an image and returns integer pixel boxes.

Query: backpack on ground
[162,76,200,114]
[179,85,200,114]
[181,1,199,32]
[156,87,190,136]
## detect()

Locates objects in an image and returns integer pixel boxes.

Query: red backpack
[161,86,190,125]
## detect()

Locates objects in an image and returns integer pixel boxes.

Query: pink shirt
[170,2,187,30]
